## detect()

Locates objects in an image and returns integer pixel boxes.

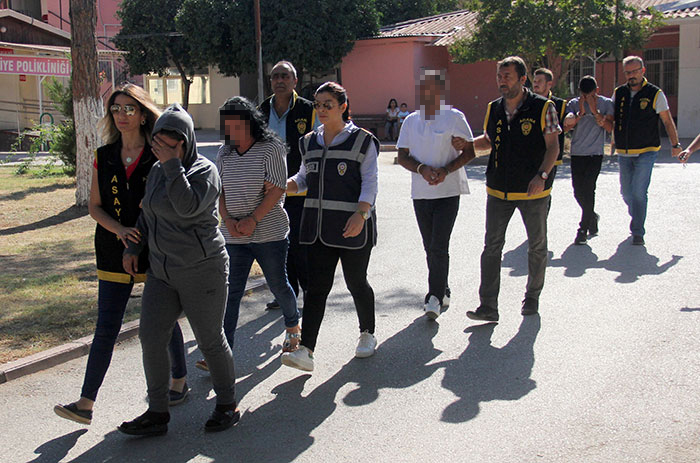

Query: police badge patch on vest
[521,118,535,136]
[337,162,347,176]
[307,161,319,173]
[296,119,307,134]
[639,98,650,110]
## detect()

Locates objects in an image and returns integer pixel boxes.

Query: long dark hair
[387,98,398,109]
[315,81,351,122]
[219,96,281,143]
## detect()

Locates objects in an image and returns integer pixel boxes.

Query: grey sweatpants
[139,258,235,412]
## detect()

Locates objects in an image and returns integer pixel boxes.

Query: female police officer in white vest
[281,82,379,372]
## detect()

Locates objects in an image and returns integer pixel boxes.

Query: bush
[10,77,77,176]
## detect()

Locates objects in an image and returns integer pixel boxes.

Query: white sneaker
[355,331,377,358]
[281,346,314,371]
[425,295,441,320]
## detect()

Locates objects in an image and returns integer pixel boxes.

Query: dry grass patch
[0,166,262,364]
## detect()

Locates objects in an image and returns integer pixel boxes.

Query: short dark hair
[534,68,554,82]
[155,129,185,142]
[579,75,597,94]
[316,81,351,122]
[498,56,527,78]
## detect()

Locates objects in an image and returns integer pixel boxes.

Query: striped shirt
[216,139,289,244]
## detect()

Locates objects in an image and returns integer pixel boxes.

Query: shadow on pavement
[680,307,700,312]
[440,315,540,423]
[550,238,682,283]
[28,429,87,463]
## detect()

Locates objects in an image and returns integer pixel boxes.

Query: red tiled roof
[375,1,699,47]
[377,10,477,46]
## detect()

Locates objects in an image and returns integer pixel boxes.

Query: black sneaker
[521,297,539,316]
[266,300,280,310]
[466,306,499,322]
[205,407,241,432]
[54,402,92,425]
[589,213,599,236]
[574,229,587,245]
[632,235,645,245]
[118,411,169,437]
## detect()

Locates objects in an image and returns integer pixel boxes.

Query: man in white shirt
[396,69,476,319]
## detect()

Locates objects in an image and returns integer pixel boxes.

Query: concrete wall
[447,60,500,133]
[677,21,700,138]
[185,66,239,130]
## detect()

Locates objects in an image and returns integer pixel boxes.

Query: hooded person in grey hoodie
[119,104,239,436]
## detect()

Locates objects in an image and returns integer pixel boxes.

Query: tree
[70,0,102,206]
[377,0,470,26]
[177,0,380,81]
[449,0,664,87]
[114,0,205,110]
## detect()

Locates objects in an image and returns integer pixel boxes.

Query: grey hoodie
[125,104,227,280]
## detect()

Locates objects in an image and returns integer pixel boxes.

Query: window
[569,57,594,94]
[146,69,211,106]
[643,48,678,96]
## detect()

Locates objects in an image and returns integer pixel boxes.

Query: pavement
[1,139,699,462]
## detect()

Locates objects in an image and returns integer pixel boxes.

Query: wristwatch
[358,210,370,220]
[538,170,549,180]
[673,142,682,149]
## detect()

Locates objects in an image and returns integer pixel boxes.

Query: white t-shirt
[396,107,474,199]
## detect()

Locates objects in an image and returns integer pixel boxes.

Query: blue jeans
[81,279,187,401]
[479,195,550,309]
[619,151,657,237]
[223,240,299,349]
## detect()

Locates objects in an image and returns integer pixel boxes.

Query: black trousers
[413,196,460,304]
[300,239,375,352]
[571,155,603,233]
[284,196,308,296]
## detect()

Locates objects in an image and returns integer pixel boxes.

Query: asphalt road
[1,142,698,463]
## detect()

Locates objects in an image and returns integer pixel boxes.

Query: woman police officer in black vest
[281,82,380,372]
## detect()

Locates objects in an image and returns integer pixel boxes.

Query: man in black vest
[533,68,567,172]
[259,60,317,308]
[467,56,561,322]
[613,55,681,245]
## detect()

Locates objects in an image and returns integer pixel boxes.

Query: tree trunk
[70,0,102,207]
[181,75,191,111]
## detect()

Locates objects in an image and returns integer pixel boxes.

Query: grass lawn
[0,165,261,364]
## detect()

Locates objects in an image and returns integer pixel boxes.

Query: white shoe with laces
[425,295,441,320]
[355,331,377,358]
[281,346,314,371]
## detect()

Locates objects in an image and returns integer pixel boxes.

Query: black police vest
[260,92,316,183]
[549,92,567,165]
[614,79,662,155]
[484,90,553,200]
[94,141,155,283]
[299,127,378,249]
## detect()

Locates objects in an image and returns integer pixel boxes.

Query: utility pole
[254,0,264,103]
[70,0,102,206]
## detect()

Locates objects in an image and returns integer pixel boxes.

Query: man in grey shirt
[563,75,613,245]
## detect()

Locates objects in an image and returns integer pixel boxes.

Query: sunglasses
[312,101,337,111]
[110,104,138,116]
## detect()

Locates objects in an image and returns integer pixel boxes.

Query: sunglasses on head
[110,104,138,116]
[312,101,336,110]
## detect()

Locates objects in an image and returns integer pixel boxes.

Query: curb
[0,277,267,385]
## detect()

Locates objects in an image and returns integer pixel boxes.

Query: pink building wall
[43,0,121,49]
[342,37,499,132]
